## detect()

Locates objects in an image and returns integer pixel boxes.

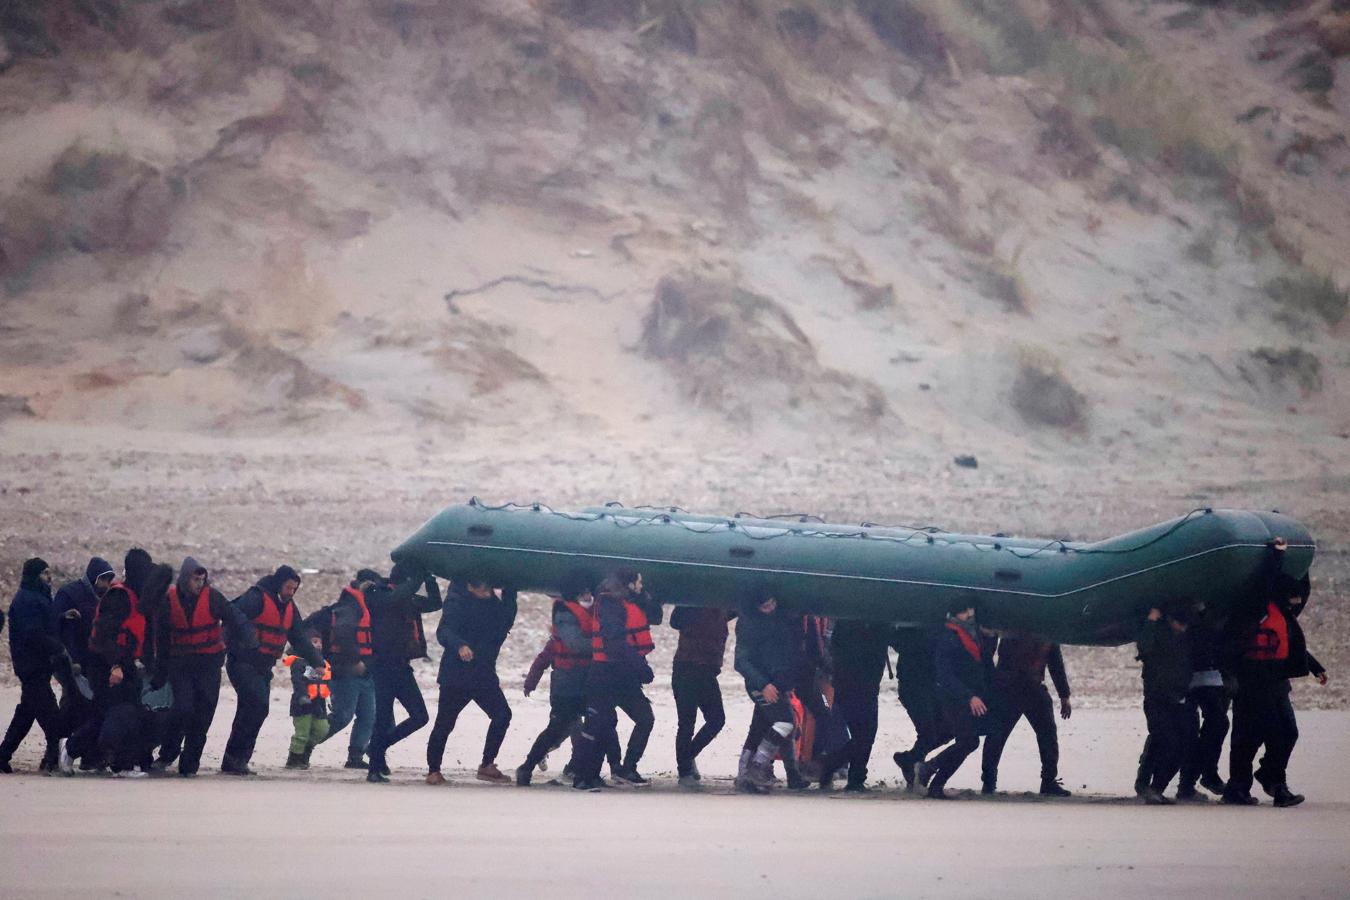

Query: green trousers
[290,715,331,754]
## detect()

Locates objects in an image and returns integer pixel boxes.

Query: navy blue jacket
[55,557,113,669]
[7,585,65,681]
[734,604,803,694]
[933,622,993,705]
[436,585,518,688]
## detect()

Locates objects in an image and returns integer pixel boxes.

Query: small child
[284,631,332,769]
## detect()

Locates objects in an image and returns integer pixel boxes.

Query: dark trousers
[816,684,880,785]
[1228,682,1299,795]
[1142,692,1188,792]
[0,676,61,764]
[160,659,223,775]
[672,663,725,776]
[426,680,513,770]
[1179,685,1229,789]
[899,687,950,762]
[742,693,796,757]
[224,656,272,766]
[576,678,654,780]
[525,694,586,770]
[981,682,1059,784]
[367,662,429,773]
[928,698,981,789]
[100,701,156,772]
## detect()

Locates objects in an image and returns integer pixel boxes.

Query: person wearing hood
[222,565,324,776]
[979,633,1073,797]
[732,585,809,793]
[0,559,72,773]
[813,618,891,792]
[310,568,381,770]
[53,557,115,768]
[922,600,995,800]
[1135,601,1193,805]
[1222,539,1328,808]
[670,603,735,788]
[153,557,254,777]
[516,570,596,786]
[364,562,442,783]
[425,574,518,785]
[76,548,172,777]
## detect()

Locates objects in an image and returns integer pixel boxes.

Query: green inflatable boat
[391,500,1314,645]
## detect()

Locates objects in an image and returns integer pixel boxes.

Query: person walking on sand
[0,559,75,774]
[365,563,441,784]
[670,604,734,788]
[733,585,809,794]
[923,601,994,800]
[425,575,517,785]
[1135,602,1192,805]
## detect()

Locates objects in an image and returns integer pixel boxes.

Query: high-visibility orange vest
[625,601,655,656]
[253,591,295,661]
[93,583,146,660]
[284,655,331,699]
[167,585,225,656]
[552,601,596,670]
[331,586,373,658]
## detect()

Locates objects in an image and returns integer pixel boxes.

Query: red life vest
[166,585,225,656]
[946,621,982,662]
[1245,601,1290,662]
[553,600,596,671]
[93,582,147,660]
[625,601,655,656]
[330,586,373,658]
[252,590,295,661]
[283,655,332,700]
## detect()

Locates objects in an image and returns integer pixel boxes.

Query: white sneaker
[113,769,149,779]
[57,739,74,776]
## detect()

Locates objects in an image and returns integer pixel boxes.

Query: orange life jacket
[283,655,332,700]
[946,621,982,662]
[625,600,655,656]
[92,582,146,660]
[1245,601,1290,662]
[331,586,373,658]
[252,590,295,661]
[553,600,596,671]
[166,585,225,656]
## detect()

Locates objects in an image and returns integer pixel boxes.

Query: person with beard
[670,604,734,788]
[53,557,115,769]
[81,549,173,777]
[733,584,809,794]
[1222,539,1328,808]
[516,570,597,786]
[571,569,657,791]
[923,601,995,800]
[425,575,518,785]
[814,618,891,792]
[222,565,324,776]
[0,559,74,773]
[364,562,441,784]
[152,557,255,777]
[891,626,949,792]
[311,569,381,770]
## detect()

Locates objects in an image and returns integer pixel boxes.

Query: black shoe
[893,751,916,789]
[366,770,389,783]
[344,753,367,770]
[0,760,12,774]
[786,772,810,791]
[572,777,603,792]
[220,758,255,776]
[285,751,307,770]
[1176,786,1208,803]
[843,781,869,793]
[1272,785,1305,808]
[916,760,935,789]
[981,779,997,795]
[515,765,532,787]
[1198,773,1226,796]
[1039,778,1072,798]
[612,767,650,787]
[1221,790,1259,806]
[1142,788,1174,806]
[926,784,953,800]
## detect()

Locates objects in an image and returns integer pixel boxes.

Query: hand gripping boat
[390,501,1315,645]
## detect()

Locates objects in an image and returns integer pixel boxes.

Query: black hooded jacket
[229,568,323,673]
[436,583,518,688]
[55,556,114,669]
[90,549,172,674]
[7,558,66,681]
[933,619,995,705]
[153,556,254,668]
[734,599,803,694]
[368,566,441,665]
[1223,548,1324,690]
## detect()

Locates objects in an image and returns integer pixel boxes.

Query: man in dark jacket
[891,626,948,791]
[221,565,324,775]
[814,618,890,792]
[517,570,595,786]
[425,575,517,785]
[924,602,994,799]
[1175,604,1229,800]
[979,634,1073,796]
[1223,540,1327,807]
[154,557,254,776]
[365,562,441,783]
[53,556,114,768]
[733,585,809,793]
[312,569,380,769]
[670,604,734,787]
[1136,602,1192,805]
[0,559,72,773]
[572,569,656,791]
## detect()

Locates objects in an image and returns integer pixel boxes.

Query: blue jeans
[326,671,376,756]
